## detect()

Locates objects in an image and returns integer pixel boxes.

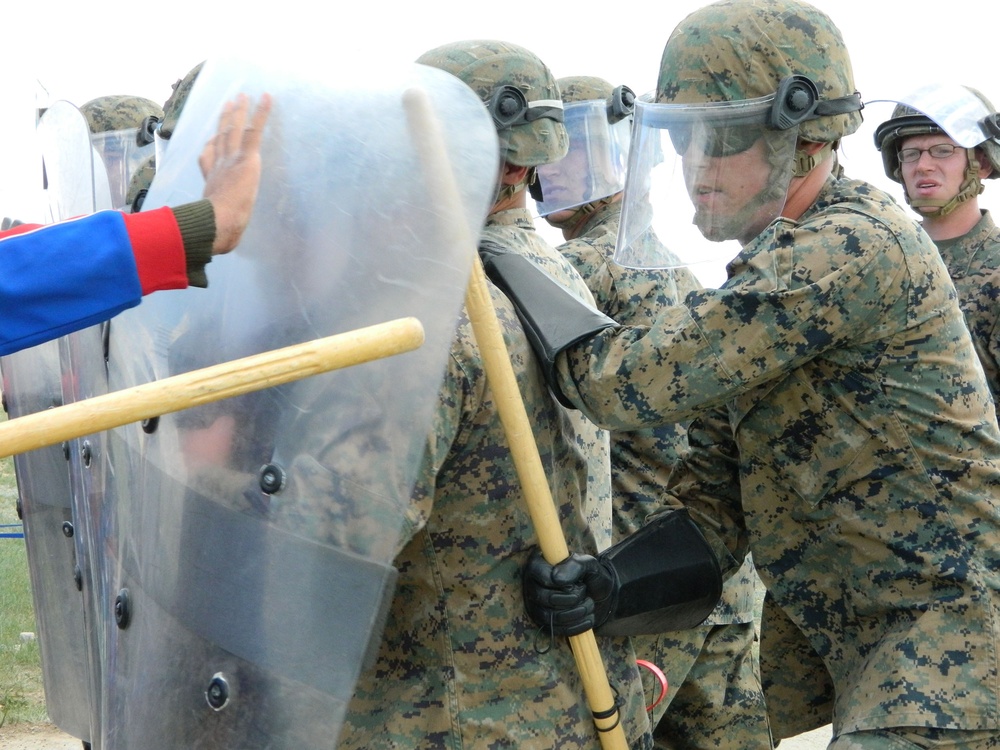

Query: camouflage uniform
[338,41,651,749]
[556,169,1000,740]
[540,2,1000,744]
[336,208,649,750]
[933,212,1000,419]
[873,92,1000,424]
[487,206,614,549]
[555,199,768,749]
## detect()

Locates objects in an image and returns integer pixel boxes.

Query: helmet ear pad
[415,40,569,167]
[488,86,530,129]
[769,75,819,130]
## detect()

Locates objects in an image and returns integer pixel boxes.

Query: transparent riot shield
[79,56,497,749]
[0,101,102,744]
[36,100,112,220]
[1,345,93,743]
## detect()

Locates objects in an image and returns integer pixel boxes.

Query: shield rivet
[258,463,286,495]
[114,589,131,629]
[206,673,230,711]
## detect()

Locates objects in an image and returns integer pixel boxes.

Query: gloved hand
[522,548,618,636]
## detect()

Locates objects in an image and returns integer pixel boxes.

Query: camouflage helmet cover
[125,154,156,212]
[416,40,568,167]
[656,0,862,143]
[874,89,1000,183]
[558,76,615,105]
[80,95,163,135]
[160,62,205,140]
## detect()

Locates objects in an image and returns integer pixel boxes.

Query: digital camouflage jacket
[556,174,1000,735]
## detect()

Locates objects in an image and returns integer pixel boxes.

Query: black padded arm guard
[478,240,618,407]
[596,508,723,636]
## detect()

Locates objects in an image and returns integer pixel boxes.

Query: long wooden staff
[0,317,424,458]
[403,87,629,750]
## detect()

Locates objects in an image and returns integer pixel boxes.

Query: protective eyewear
[898,143,963,163]
[668,124,764,158]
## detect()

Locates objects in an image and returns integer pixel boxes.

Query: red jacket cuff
[121,207,189,295]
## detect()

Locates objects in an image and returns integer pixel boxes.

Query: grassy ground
[0,416,49,728]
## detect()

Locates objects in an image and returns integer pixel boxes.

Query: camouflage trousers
[633,622,772,749]
[831,728,1000,749]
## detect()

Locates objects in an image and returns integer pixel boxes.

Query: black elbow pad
[597,508,723,636]
[478,240,618,407]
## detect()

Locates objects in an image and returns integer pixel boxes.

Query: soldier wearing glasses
[875,86,1000,418]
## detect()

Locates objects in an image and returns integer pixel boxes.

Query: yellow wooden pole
[403,87,629,749]
[0,317,424,459]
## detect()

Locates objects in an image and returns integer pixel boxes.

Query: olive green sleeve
[172,199,216,288]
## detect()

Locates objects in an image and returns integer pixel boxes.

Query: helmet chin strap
[792,142,833,178]
[494,167,534,206]
[544,197,615,236]
[906,148,984,217]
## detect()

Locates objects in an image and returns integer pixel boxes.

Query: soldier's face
[538,147,593,225]
[681,136,777,243]
[898,134,971,212]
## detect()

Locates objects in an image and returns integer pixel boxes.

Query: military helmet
[559,76,614,105]
[656,0,863,144]
[557,76,636,123]
[160,62,204,140]
[873,89,1000,183]
[125,154,156,213]
[79,95,161,210]
[416,40,568,167]
[80,95,163,139]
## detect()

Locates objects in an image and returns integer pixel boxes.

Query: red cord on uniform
[636,659,668,712]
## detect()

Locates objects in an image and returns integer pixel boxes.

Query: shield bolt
[114,589,131,629]
[62,522,74,538]
[258,463,286,495]
[81,441,93,468]
[206,673,231,711]
[142,417,159,434]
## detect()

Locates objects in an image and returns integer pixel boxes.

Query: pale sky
[2,0,997,222]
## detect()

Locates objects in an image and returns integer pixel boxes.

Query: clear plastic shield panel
[58,322,112,748]
[869,83,995,148]
[0,343,93,741]
[89,57,497,749]
[35,101,110,219]
[0,101,108,742]
[615,95,798,288]
[90,129,153,211]
[535,100,630,215]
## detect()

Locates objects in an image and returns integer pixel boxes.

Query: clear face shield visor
[534,100,631,216]
[615,94,799,286]
[90,128,156,210]
[870,82,1000,148]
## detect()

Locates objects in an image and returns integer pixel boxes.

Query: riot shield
[82,56,497,748]
[0,101,103,743]
[35,100,111,219]
[1,344,93,742]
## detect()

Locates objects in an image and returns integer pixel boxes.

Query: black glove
[522,548,619,636]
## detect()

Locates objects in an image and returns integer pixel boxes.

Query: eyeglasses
[898,143,963,163]
[668,124,764,158]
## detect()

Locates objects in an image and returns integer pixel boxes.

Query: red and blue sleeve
[0,207,189,355]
